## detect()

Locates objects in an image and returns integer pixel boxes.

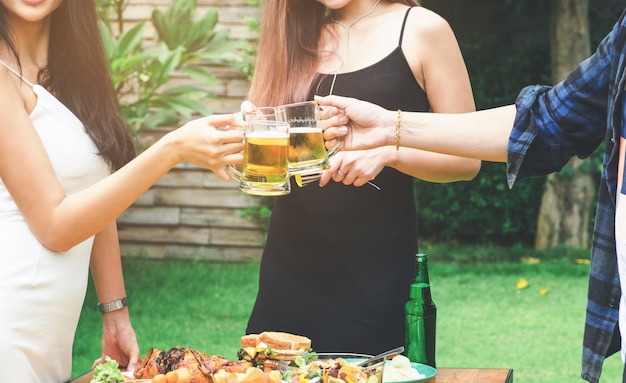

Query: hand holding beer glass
[276,100,343,175]
[230,100,343,195]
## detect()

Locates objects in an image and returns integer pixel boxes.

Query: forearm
[393,105,516,162]
[388,146,481,182]
[42,136,180,251]
[90,222,128,306]
[13,114,243,252]
[90,225,140,369]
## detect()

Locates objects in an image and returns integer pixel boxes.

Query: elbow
[34,229,76,253]
[446,159,481,182]
[462,159,482,181]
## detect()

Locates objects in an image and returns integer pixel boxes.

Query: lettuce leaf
[90,356,125,383]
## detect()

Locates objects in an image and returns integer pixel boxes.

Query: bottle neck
[413,263,430,284]
[410,254,432,301]
[409,282,433,301]
[412,254,431,284]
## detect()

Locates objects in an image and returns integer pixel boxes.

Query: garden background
[72,1,626,382]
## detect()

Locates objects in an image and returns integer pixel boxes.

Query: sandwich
[237,331,313,370]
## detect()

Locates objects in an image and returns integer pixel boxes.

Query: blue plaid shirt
[506,10,626,383]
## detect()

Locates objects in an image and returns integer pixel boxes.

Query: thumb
[92,356,105,369]
[241,100,256,113]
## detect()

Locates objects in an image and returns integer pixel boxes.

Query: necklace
[328,0,382,95]
[331,0,382,31]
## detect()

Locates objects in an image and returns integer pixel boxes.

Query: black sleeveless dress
[247,7,430,355]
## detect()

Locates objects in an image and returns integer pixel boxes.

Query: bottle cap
[416,253,428,262]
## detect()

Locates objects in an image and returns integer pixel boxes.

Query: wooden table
[70,368,513,383]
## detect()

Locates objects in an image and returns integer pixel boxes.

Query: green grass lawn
[72,250,624,382]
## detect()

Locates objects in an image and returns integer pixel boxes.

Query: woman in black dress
[245,0,479,354]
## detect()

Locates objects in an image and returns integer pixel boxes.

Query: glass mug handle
[318,104,343,158]
[226,120,244,181]
[226,163,242,181]
[325,134,343,158]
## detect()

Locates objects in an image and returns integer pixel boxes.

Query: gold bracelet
[394,109,401,150]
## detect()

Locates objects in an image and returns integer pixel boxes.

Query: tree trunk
[535,0,594,250]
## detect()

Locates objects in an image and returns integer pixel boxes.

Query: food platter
[383,362,436,383]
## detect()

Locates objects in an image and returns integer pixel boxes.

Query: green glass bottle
[405,253,437,367]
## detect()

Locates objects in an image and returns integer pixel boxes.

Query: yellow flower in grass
[521,256,541,264]
[516,277,529,290]
[539,287,550,296]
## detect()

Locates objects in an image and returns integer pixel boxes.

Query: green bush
[415,11,551,246]
[97,0,247,131]
[415,2,617,246]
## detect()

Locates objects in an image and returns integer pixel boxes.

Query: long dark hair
[0,0,136,171]
[248,0,419,106]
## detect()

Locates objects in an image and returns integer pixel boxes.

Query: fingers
[314,94,353,109]
[196,113,244,131]
[126,348,140,372]
[240,100,256,113]
[323,129,347,147]
[92,356,105,369]
[333,167,353,184]
[214,164,236,181]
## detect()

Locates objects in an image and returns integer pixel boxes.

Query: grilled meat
[134,346,252,383]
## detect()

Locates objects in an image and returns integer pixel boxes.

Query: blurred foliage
[239,197,274,244]
[503,0,547,14]
[414,0,616,247]
[96,0,247,131]
[415,2,552,246]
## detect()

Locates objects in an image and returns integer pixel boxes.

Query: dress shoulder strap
[398,7,415,47]
[0,60,35,87]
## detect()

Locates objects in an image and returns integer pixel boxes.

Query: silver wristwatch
[98,297,128,314]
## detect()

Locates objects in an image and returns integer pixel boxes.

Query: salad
[90,357,126,383]
[282,355,382,383]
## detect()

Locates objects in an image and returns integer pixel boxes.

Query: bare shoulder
[0,64,35,140]
[0,65,28,114]
[405,6,456,39]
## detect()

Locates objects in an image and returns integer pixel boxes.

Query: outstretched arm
[316,95,515,162]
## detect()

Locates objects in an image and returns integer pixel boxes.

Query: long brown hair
[0,0,136,172]
[248,0,419,106]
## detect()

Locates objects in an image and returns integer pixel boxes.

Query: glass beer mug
[275,100,343,175]
[227,107,277,178]
[238,120,291,196]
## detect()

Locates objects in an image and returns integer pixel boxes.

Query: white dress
[0,61,111,383]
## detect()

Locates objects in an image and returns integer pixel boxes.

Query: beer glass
[276,101,343,175]
[227,107,277,178]
[239,120,291,196]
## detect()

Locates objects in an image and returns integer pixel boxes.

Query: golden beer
[288,127,330,172]
[241,131,290,196]
[276,101,339,175]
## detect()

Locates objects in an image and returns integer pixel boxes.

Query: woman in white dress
[0,1,245,382]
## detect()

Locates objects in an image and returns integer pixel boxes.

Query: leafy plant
[97,0,247,131]
[239,197,274,243]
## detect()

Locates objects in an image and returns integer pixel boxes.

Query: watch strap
[98,297,128,314]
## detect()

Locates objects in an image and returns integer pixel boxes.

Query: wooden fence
[116,0,265,261]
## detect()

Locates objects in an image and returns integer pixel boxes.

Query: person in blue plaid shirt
[315,9,626,383]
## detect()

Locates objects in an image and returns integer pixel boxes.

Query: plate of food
[382,356,436,383]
